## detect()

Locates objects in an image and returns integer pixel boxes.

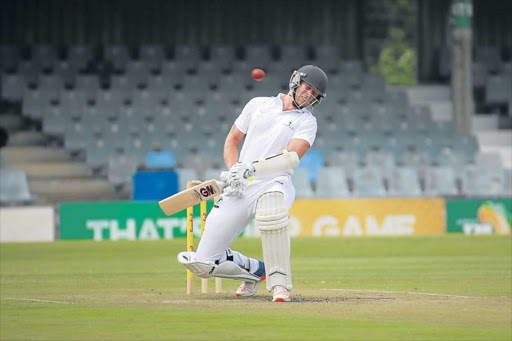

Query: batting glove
[224,177,248,198]
[229,162,254,182]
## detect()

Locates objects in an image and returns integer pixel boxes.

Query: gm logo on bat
[199,185,218,198]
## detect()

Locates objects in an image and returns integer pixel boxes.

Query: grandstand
[1,0,511,204]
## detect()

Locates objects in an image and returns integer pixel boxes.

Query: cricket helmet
[289,65,328,109]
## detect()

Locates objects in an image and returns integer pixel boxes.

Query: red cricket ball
[251,68,265,81]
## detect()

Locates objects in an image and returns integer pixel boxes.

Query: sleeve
[234,98,258,134]
[292,115,317,148]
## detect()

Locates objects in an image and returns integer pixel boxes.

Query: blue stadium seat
[297,149,324,183]
[132,170,178,201]
[146,151,176,169]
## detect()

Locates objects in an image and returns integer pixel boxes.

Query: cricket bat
[158,179,227,216]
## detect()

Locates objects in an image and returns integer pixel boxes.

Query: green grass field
[1,236,511,340]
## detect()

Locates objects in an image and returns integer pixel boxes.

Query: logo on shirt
[282,120,295,130]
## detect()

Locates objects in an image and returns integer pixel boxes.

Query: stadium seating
[0,169,34,204]
[291,168,315,198]
[387,167,422,197]
[139,44,165,72]
[7,42,507,200]
[0,45,20,72]
[104,45,130,72]
[424,166,459,196]
[315,167,351,198]
[176,168,199,191]
[461,165,503,197]
[352,166,387,197]
[1,74,24,101]
[297,150,324,184]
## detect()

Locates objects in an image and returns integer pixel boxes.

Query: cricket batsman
[178,65,328,302]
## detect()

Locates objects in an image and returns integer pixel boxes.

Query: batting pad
[256,191,292,291]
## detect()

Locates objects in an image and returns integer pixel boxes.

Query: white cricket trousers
[195,175,295,263]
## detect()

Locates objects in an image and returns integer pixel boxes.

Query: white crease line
[322,289,480,299]
[2,298,72,304]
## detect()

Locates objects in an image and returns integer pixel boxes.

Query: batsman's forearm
[223,139,240,169]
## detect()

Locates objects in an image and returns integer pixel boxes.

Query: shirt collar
[276,93,308,113]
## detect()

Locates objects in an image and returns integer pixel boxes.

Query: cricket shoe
[235,276,266,297]
[235,260,266,297]
[272,286,291,302]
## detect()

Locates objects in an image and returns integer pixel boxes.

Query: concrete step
[7,131,48,146]
[406,85,451,105]
[29,179,117,203]
[1,146,70,164]
[476,129,512,169]
[479,146,512,169]
[8,161,93,180]
[476,130,512,146]
[472,114,499,132]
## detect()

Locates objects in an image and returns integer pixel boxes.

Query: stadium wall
[56,198,511,241]
[1,198,509,243]
[0,206,55,242]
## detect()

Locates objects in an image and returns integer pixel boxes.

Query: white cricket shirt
[235,94,317,166]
